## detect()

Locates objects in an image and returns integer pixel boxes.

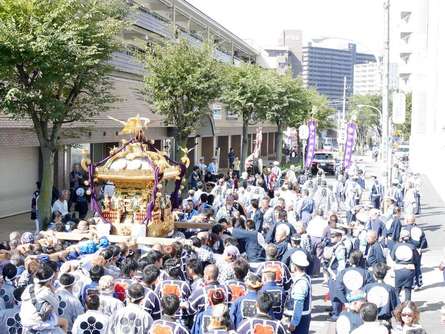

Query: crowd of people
[0,153,434,334]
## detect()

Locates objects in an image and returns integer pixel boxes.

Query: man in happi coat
[150,295,190,334]
[56,273,84,332]
[230,273,263,329]
[364,263,400,322]
[72,294,109,334]
[191,288,226,334]
[335,290,365,334]
[237,292,287,334]
[155,258,192,322]
[97,275,124,317]
[109,283,153,334]
[0,286,25,334]
[141,265,162,321]
[404,214,428,289]
[187,265,232,315]
[335,251,374,320]
[390,229,420,302]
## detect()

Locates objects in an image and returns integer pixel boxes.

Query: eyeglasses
[401,313,414,317]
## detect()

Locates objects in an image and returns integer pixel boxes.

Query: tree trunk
[275,121,283,163]
[240,117,249,173]
[37,145,55,230]
[174,129,188,162]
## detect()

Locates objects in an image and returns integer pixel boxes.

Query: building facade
[353,62,381,95]
[302,42,375,111]
[0,0,277,217]
[389,0,419,92]
[409,0,445,200]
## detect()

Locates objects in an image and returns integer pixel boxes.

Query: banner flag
[343,122,357,169]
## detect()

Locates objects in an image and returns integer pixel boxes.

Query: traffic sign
[299,124,309,140]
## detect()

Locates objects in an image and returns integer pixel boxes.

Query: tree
[221,64,271,172]
[262,72,309,162]
[306,88,336,131]
[143,39,223,160]
[349,94,382,150]
[0,0,127,227]
[394,92,412,140]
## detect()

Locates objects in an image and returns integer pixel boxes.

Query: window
[226,109,238,120]
[212,104,222,120]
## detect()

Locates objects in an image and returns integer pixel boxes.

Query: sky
[187,0,385,55]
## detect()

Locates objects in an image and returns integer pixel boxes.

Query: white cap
[291,251,309,267]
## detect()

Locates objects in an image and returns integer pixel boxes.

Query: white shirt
[52,199,68,216]
[351,321,388,334]
[307,216,329,238]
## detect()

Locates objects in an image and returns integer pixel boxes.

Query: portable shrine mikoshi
[80,115,187,238]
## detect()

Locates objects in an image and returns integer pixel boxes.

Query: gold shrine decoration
[108,114,151,137]
[80,115,185,238]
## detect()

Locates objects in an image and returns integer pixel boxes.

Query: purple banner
[304,120,317,168]
[343,122,357,169]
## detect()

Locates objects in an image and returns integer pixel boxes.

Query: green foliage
[394,92,412,140]
[0,0,128,146]
[261,71,309,128]
[143,39,223,141]
[221,63,271,124]
[220,63,271,169]
[349,94,382,149]
[306,88,336,130]
[0,0,128,227]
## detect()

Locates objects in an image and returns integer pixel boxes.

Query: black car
[311,151,336,175]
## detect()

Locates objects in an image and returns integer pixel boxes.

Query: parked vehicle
[312,151,336,175]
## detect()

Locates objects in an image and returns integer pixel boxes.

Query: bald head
[275,224,290,243]
[204,264,219,283]
[405,214,415,225]
[265,244,278,260]
[366,230,378,244]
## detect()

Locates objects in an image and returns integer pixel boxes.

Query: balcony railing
[133,10,173,39]
[214,48,233,64]
[180,31,203,48]
[109,52,145,76]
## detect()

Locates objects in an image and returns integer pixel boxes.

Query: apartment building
[353,62,381,95]
[0,0,278,217]
[302,42,375,112]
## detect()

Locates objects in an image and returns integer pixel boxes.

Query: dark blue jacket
[230,290,258,329]
[363,281,400,320]
[231,228,265,262]
[365,241,386,268]
[252,209,264,232]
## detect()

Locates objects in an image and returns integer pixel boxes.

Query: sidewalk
[410,175,445,332]
[0,213,31,241]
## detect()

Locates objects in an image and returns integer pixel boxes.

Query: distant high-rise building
[302,42,376,111]
[262,29,303,77]
[354,62,381,95]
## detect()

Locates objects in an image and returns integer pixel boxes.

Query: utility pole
[382,0,391,190]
